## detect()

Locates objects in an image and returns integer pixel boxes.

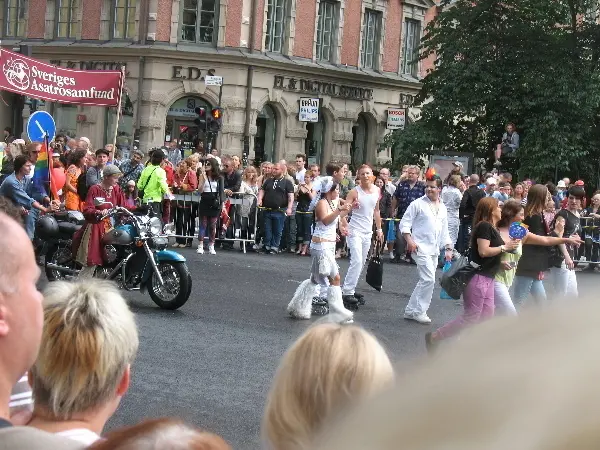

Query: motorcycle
[39,199,192,310]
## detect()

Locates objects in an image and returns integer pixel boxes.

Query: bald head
[0,211,43,392]
[469,174,480,186]
[0,213,30,293]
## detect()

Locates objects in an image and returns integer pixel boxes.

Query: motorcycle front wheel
[45,244,80,281]
[148,262,192,310]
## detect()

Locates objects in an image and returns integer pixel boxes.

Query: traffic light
[209,107,223,133]
[194,107,206,130]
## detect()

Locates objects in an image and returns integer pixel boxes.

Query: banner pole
[45,132,54,202]
[111,66,125,159]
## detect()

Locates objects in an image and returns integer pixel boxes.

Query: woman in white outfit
[441,175,463,248]
[287,178,354,323]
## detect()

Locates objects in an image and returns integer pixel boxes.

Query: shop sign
[399,93,415,108]
[387,108,406,130]
[0,49,123,107]
[171,66,216,80]
[50,60,128,71]
[168,97,210,118]
[205,75,223,86]
[274,76,373,101]
[299,98,320,122]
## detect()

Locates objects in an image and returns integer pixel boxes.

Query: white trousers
[405,253,438,316]
[551,262,578,300]
[342,231,372,296]
[493,280,517,316]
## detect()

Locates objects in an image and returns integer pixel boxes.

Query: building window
[360,9,381,69]
[402,19,421,77]
[180,0,216,44]
[5,0,26,37]
[55,0,78,39]
[265,0,286,53]
[316,1,336,62]
[112,0,136,39]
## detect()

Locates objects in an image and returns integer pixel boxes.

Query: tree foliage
[386,0,600,186]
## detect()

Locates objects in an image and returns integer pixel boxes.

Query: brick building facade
[0,0,437,166]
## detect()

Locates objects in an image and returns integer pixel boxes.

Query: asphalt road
[102,248,600,449]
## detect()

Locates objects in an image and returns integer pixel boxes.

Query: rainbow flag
[32,141,58,200]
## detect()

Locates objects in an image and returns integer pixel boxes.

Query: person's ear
[116,365,131,397]
[0,297,10,337]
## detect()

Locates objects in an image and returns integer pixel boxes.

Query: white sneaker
[404,312,432,324]
[173,243,181,248]
[208,245,216,255]
[196,245,204,254]
[389,251,395,260]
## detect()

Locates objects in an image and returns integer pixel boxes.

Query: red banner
[0,49,123,107]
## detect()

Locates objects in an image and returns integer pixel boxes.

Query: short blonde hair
[314,299,600,450]
[31,280,138,419]
[262,324,393,450]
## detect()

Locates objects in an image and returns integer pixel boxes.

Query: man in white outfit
[400,175,453,324]
[341,165,383,306]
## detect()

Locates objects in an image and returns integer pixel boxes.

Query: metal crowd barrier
[573,216,600,267]
[167,191,259,253]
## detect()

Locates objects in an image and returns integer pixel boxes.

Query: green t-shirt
[494,243,523,287]
[137,165,169,203]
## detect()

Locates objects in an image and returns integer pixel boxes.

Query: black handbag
[206,177,221,210]
[366,240,384,292]
[138,167,158,201]
[440,254,480,300]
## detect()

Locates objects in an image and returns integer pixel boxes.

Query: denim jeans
[263,210,286,250]
[513,275,547,307]
[295,212,313,245]
[25,207,39,240]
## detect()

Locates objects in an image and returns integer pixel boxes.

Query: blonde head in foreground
[314,298,600,450]
[30,280,138,420]
[262,323,394,450]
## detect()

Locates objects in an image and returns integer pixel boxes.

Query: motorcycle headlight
[149,217,162,235]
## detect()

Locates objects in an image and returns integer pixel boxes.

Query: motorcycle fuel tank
[102,227,134,246]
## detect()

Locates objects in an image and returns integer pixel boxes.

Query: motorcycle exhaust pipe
[45,263,80,275]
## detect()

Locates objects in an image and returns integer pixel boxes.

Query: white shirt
[56,428,101,445]
[348,185,379,235]
[295,168,306,184]
[385,181,396,197]
[399,195,452,256]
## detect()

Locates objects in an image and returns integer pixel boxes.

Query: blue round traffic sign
[27,111,56,143]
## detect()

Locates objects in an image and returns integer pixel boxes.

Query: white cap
[557,180,567,188]
[486,178,497,186]
[13,138,25,145]
[320,176,335,194]
[452,161,464,168]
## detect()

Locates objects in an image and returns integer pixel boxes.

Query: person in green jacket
[137,149,171,215]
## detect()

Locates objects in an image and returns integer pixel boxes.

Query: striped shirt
[9,373,33,415]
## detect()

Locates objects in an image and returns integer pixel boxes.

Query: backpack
[77,170,89,200]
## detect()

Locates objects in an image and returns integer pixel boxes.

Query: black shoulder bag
[207,177,221,210]
[138,167,158,201]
